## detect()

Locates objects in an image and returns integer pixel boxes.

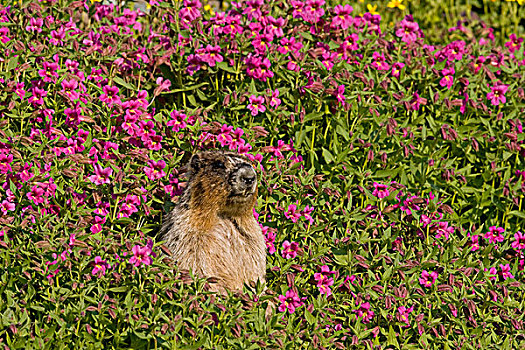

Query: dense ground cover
[0,0,524,348]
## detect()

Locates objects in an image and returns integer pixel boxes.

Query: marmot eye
[212,160,226,169]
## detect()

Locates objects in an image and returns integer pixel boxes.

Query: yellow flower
[387,0,406,10]
[204,4,215,15]
[367,4,379,15]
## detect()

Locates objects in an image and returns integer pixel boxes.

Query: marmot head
[186,151,258,217]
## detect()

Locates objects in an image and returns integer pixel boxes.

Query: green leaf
[113,76,134,91]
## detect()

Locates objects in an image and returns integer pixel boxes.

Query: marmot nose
[238,167,256,187]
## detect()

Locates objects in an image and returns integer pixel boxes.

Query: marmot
[160,151,266,292]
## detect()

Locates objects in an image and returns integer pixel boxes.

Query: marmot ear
[189,153,201,172]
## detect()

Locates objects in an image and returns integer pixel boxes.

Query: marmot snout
[161,151,266,292]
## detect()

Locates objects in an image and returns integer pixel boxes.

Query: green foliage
[0,0,524,349]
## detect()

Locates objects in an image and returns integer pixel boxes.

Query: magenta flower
[0,27,11,43]
[269,89,281,108]
[38,61,60,82]
[332,4,353,29]
[0,199,15,215]
[99,85,121,106]
[470,234,481,252]
[129,244,153,267]
[499,264,514,280]
[419,270,438,288]
[391,62,404,79]
[484,226,505,244]
[201,45,223,67]
[281,240,299,259]
[26,17,43,33]
[88,164,113,186]
[410,91,427,111]
[61,79,79,100]
[335,84,345,104]
[91,256,109,276]
[247,95,266,116]
[505,33,523,53]
[487,84,508,106]
[302,205,314,225]
[28,87,48,106]
[397,306,414,327]
[278,37,303,55]
[167,110,188,132]
[354,302,374,324]
[371,51,390,71]
[90,215,106,234]
[144,159,167,180]
[277,289,304,314]
[284,203,301,223]
[314,265,335,296]
[434,221,454,240]
[396,17,421,44]
[372,182,390,199]
[155,77,172,94]
[439,67,455,89]
[512,231,525,250]
[262,226,276,254]
[26,185,46,205]
[0,153,13,174]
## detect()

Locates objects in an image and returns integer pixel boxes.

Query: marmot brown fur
[160,151,266,292]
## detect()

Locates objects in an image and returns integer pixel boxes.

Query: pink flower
[155,77,172,94]
[335,84,345,103]
[284,203,302,223]
[332,4,353,29]
[396,17,421,44]
[129,244,153,267]
[281,240,299,259]
[391,62,404,79]
[167,110,188,132]
[410,91,427,111]
[0,199,15,215]
[439,67,455,89]
[434,221,454,240]
[354,302,374,324]
[269,89,281,108]
[38,61,60,82]
[484,226,505,244]
[91,256,109,276]
[247,95,266,116]
[302,205,314,225]
[144,159,166,180]
[505,33,523,53]
[278,37,303,55]
[487,84,508,106]
[499,264,514,280]
[372,182,390,199]
[470,234,481,251]
[397,305,414,327]
[371,51,390,71]
[314,265,335,296]
[0,27,11,44]
[419,270,438,288]
[262,226,276,254]
[201,45,223,67]
[99,85,121,106]
[512,231,525,250]
[277,289,304,313]
[61,79,79,100]
[0,153,13,174]
[90,215,106,234]
[26,17,43,33]
[88,164,113,186]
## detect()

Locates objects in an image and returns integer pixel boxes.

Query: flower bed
[0,0,524,348]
